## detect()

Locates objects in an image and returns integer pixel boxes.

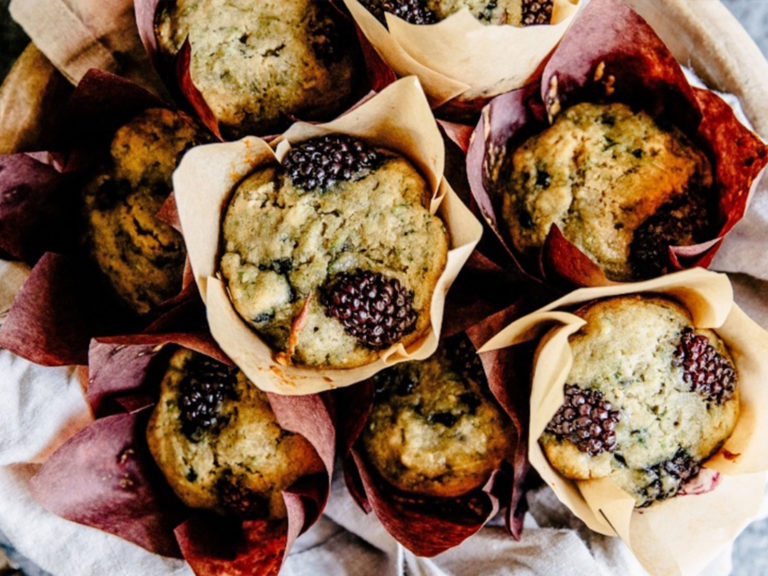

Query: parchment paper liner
[174,76,483,395]
[29,331,335,576]
[343,0,580,113]
[466,0,768,289]
[480,267,768,576]
[0,69,206,366]
[338,290,532,556]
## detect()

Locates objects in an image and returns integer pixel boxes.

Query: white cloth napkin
[3,0,768,574]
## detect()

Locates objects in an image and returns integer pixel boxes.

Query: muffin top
[360,0,554,25]
[496,101,715,280]
[156,0,363,138]
[219,134,449,368]
[81,107,207,315]
[539,295,739,507]
[146,348,324,519]
[361,335,516,498]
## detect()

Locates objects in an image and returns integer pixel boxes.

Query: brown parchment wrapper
[343,0,581,111]
[30,331,335,576]
[480,267,768,576]
[174,76,483,395]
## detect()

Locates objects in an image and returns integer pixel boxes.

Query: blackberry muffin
[361,335,516,498]
[219,134,449,368]
[146,348,324,518]
[539,295,739,507]
[81,107,208,315]
[155,0,363,138]
[497,101,715,280]
[360,0,554,25]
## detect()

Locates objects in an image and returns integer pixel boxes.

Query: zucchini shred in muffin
[496,101,716,281]
[81,107,208,316]
[146,348,324,519]
[538,295,739,507]
[359,0,554,25]
[155,0,364,138]
[219,134,449,368]
[361,334,516,498]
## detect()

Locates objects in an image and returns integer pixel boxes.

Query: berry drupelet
[177,355,239,441]
[321,269,418,349]
[282,134,381,192]
[545,384,621,455]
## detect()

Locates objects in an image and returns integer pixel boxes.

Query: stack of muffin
[1,0,768,574]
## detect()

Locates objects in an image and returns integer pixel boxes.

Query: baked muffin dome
[361,335,516,498]
[146,349,324,519]
[155,0,363,138]
[360,0,554,25]
[219,134,449,368]
[539,295,739,507]
[81,107,207,315]
[497,101,715,280]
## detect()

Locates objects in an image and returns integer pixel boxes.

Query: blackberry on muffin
[81,107,208,315]
[219,133,449,368]
[539,295,739,507]
[155,0,364,138]
[146,349,324,519]
[496,101,715,281]
[359,0,554,25]
[361,335,516,498]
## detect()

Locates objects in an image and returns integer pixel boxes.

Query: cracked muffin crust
[496,101,715,280]
[81,107,207,315]
[146,348,324,519]
[219,135,449,368]
[360,0,554,25]
[539,295,739,507]
[156,0,363,137]
[361,335,516,498]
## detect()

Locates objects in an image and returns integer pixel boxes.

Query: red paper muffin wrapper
[338,288,532,555]
[134,0,390,140]
[466,0,768,289]
[0,69,207,366]
[29,330,335,576]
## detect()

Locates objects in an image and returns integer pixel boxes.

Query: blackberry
[360,0,438,25]
[372,365,419,398]
[545,384,621,455]
[282,134,381,192]
[177,355,238,441]
[521,0,553,26]
[673,328,737,405]
[629,194,713,279]
[635,449,701,507]
[308,8,350,63]
[216,471,269,518]
[446,334,486,385]
[321,270,418,349]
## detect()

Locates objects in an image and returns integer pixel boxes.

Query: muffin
[155,0,363,138]
[496,101,716,281]
[361,335,516,498]
[219,133,450,368]
[81,107,207,316]
[539,295,739,507]
[146,348,324,519]
[360,0,554,25]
